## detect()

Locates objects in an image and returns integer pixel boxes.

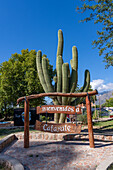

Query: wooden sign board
[35,120,81,133]
[37,105,82,115]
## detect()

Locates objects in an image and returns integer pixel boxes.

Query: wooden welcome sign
[36,105,82,114]
[35,105,82,133]
[17,90,98,148]
[35,120,81,133]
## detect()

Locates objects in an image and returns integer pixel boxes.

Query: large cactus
[36,29,90,123]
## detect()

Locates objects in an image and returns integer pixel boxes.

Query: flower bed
[0,122,11,128]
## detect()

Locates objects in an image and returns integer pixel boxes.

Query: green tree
[77,0,113,68]
[0,49,54,119]
[102,97,113,107]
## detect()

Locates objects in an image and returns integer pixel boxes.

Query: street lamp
[99,95,101,118]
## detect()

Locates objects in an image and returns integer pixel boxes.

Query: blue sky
[0,0,113,93]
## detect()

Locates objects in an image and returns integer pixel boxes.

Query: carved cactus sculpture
[36,29,90,123]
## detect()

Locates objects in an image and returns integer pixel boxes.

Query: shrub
[77,114,87,125]
[40,115,50,121]
[92,111,99,120]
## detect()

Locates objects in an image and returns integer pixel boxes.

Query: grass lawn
[93,119,113,129]
[0,127,36,140]
[100,116,109,118]
[92,119,113,134]
[0,126,44,140]
[0,128,24,140]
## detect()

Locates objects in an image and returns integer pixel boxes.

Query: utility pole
[94,96,96,118]
[99,95,101,118]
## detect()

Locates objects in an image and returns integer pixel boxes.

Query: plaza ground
[1,136,113,170]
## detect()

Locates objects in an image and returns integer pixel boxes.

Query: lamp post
[94,95,96,118]
[99,95,101,118]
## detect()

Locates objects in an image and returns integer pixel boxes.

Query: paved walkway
[2,138,113,170]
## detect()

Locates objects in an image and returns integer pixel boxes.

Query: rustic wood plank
[35,120,81,133]
[37,105,82,114]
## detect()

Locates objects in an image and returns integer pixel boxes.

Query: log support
[24,97,29,148]
[86,95,95,148]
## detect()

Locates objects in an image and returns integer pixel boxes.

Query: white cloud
[90,79,113,93]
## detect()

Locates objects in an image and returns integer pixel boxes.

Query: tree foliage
[77,0,113,68]
[102,97,113,107]
[0,49,54,118]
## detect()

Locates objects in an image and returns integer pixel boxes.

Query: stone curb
[1,132,113,145]
[0,134,17,152]
[96,155,113,170]
[0,154,24,170]
[15,132,113,142]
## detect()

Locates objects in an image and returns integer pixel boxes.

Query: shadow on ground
[2,137,113,169]
[2,140,82,169]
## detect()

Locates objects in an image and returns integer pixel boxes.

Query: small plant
[0,164,4,170]
[78,114,87,125]
[107,163,113,170]
[92,111,99,120]
[99,110,109,118]
[40,115,50,121]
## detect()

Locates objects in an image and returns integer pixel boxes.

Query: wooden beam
[17,90,98,104]
[86,95,95,148]
[24,98,29,148]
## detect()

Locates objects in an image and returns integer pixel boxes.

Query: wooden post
[24,98,29,148]
[86,95,95,148]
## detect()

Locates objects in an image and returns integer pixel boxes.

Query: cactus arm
[62,63,70,104]
[42,55,54,92]
[56,29,64,57]
[59,63,70,123]
[36,50,48,93]
[56,29,63,80]
[36,51,58,105]
[56,55,63,104]
[42,54,59,104]
[80,69,90,92]
[68,46,78,104]
[55,29,64,122]
[55,29,64,105]
[70,46,78,91]
[71,69,90,106]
